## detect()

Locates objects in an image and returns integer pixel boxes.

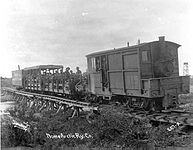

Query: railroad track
[149,110,193,126]
[1,87,98,118]
[125,108,193,128]
[2,87,193,127]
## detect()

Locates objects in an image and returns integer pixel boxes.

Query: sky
[0,0,193,77]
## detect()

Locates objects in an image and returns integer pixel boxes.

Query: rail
[2,87,193,127]
[2,87,98,112]
[127,109,193,127]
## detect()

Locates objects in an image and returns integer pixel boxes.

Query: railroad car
[86,36,189,109]
[22,65,64,93]
[12,65,84,98]
[12,36,190,110]
[12,70,23,89]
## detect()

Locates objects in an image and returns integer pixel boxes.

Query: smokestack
[18,65,20,70]
[127,42,129,47]
[159,36,166,58]
[159,36,165,42]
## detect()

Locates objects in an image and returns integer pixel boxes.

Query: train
[12,36,190,110]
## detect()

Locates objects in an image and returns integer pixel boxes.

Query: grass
[179,93,193,104]
[1,92,193,149]
[2,102,193,149]
[1,77,12,88]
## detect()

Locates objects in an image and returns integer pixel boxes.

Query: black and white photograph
[1,0,193,149]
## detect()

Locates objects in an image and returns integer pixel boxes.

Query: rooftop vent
[138,39,140,45]
[159,36,165,41]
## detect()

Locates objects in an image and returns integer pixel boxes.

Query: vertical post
[183,62,189,76]
[55,105,62,114]
[52,69,54,93]
[121,53,126,94]
[137,48,142,94]
[150,43,154,78]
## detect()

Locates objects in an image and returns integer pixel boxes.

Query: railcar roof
[86,43,147,57]
[23,65,63,70]
[86,40,181,57]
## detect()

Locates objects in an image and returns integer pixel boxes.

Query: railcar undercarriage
[2,87,193,128]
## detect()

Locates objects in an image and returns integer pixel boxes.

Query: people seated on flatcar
[53,70,58,77]
[57,69,63,78]
[43,70,46,75]
[56,69,62,79]
[60,69,63,75]
[59,69,65,81]
[75,67,82,77]
[70,70,75,81]
[47,70,52,76]
[82,72,88,84]
[48,70,53,81]
[55,70,58,74]
[74,67,81,82]
[41,70,47,90]
[64,67,70,81]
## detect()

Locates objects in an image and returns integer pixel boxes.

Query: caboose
[86,36,189,109]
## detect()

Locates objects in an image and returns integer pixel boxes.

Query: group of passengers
[39,67,83,89]
[41,67,82,81]
[63,66,82,82]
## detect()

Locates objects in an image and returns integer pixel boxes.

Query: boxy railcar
[12,65,84,98]
[86,36,189,109]
[12,65,64,93]
[12,36,190,110]
[12,70,23,89]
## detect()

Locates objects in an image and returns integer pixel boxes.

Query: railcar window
[142,51,150,62]
[91,57,96,71]
[95,57,100,72]
[90,57,101,72]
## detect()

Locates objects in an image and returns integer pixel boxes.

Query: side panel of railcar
[12,70,23,89]
[151,40,180,78]
[88,48,143,97]
[108,53,123,94]
[87,57,102,94]
[108,48,141,96]
[140,44,153,79]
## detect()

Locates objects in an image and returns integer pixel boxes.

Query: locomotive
[12,36,190,110]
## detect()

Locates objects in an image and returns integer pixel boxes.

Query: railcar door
[101,55,108,91]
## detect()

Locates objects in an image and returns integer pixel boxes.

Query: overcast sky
[0,0,193,77]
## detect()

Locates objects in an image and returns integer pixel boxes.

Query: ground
[1,78,193,149]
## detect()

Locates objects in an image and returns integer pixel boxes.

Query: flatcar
[13,65,61,91]
[12,65,85,99]
[86,36,189,109]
